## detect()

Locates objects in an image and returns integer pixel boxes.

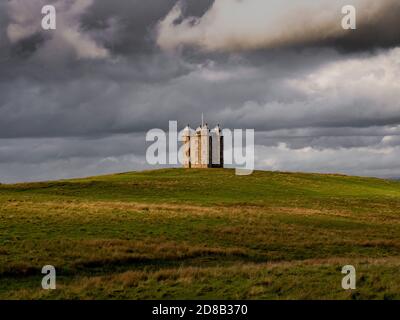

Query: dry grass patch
[5,256,400,300]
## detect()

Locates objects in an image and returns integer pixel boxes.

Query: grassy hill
[1,168,400,299]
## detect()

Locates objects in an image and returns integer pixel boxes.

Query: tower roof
[182,125,193,136]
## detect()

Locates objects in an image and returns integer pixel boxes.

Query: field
[1,168,400,299]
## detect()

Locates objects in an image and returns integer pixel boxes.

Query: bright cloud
[157,0,394,52]
[6,0,110,59]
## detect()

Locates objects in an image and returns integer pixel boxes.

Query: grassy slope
[1,168,400,299]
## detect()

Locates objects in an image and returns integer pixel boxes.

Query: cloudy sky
[1,0,400,182]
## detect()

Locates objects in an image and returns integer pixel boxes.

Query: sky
[1,0,400,182]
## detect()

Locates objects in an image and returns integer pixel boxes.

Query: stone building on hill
[182,122,224,168]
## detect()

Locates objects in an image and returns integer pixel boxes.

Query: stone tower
[182,123,224,169]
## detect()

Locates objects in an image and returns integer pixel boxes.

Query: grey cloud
[80,0,214,56]
[255,127,400,150]
[255,141,400,179]
[0,154,150,184]
[1,0,400,182]
[6,0,111,59]
[2,0,213,61]
[1,47,400,138]
[0,134,153,183]
[0,134,147,164]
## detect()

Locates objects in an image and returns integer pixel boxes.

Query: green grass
[1,168,400,299]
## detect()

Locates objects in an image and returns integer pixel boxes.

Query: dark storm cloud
[2,0,214,60]
[79,0,214,55]
[1,0,400,182]
[0,3,12,62]
[315,0,400,52]
[0,0,212,138]
[1,46,400,138]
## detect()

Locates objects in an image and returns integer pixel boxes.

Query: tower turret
[182,125,192,168]
[211,124,224,168]
[200,123,210,167]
